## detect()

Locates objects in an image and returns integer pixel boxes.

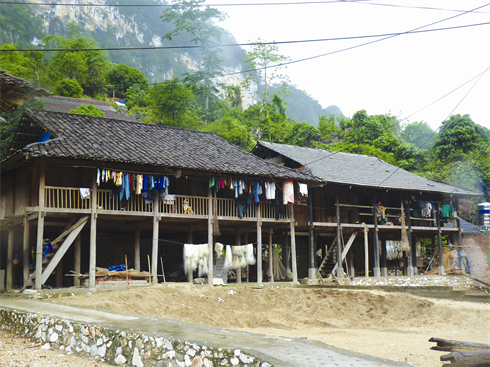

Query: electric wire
[2,21,488,53]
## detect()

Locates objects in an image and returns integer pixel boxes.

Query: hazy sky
[212,0,490,130]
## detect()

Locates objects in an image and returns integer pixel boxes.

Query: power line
[2,21,488,53]
[0,0,370,6]
[356,1,490,14]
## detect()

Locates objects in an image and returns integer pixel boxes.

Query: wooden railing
[45,186,91,210]
[43,187,288,220]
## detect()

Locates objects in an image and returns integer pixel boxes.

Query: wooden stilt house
[0,110,323,290]
[252,141,482,280]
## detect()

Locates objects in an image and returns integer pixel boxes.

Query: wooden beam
[23,214,30,286]
[35,161,45,290]
[134,223,141,272]
[373,194,380,277]
[336,193,343,278]
[151,190,159,285]
[6,228,14,290]
[308,190,315,277]
[236,230,242,284]
[73,234,81,287]
[207,188,213,285]
[437,204,444,275]
[364,223,369,278]
[257,205,263,285]
[89,170,97,290]
[268,229,273,283]
[331,231,358,275]
[290,203,298,283]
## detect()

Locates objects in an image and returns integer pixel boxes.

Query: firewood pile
[430,337,490,366]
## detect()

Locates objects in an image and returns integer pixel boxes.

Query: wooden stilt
[236,230,242,284]
[244,232,249,283]
[187,228,193,283]
[134,223,141,272]
[437,204,444,275]
[56,259,63,288]
[308,190,315,279]
[35,161,45,290]
[6,228,14,290]
[89,169,97,290]
[268,229,273,282]
[257,206,263,285]
[151,191,159,285]
[289,203,298,283]
[207,188,214,284]
[372,193,380,277]
[23,214,30,287]
[73,234,81,287]
[364,223,369,278]
[335,193,343,278]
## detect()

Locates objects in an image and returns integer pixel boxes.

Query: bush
[56,78,83,98]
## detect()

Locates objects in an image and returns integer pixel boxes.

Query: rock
[49,332,58,342]
[115,354,127,365]
[132,347,144,367]
[41,343,50,350]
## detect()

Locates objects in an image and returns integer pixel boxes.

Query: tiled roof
[7,110,321,182]
[445,219,484,234]
[0,70,52,112]
[36,95,141,123]
[253,141,481,196]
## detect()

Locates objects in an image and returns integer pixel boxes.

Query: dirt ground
[50,284,490,367]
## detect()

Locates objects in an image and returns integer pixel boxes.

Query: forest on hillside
[1,0,489,222]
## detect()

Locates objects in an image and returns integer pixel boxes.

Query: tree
[284,121,321,148]
[69,104,105,117]
[318,114,342,141]
[161,0,228,113]
[243,38,291,104]
[204,116,256,151]
[0,3,45,48]
[56,78,83,98]
[43,22,109,97]
[106,64,149,95]
[433,114,488,162]
[149,77,202,129]
[0,44,44,81]
[0,99,45,160]
[401,121,435,149]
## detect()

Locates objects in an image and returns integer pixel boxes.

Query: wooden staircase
[318,231,359,277]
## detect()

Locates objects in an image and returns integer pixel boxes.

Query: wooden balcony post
[89,169,98,290]
[134,223,141,272]
[73,234,81,287]
[236,230,241,284]
[363,223,369,278]
[289,203,298,283]
[207,188,214,284]
[257,206,262,285]
[35,161,45,290]
[151,191,159,285]
[23,214,30,287]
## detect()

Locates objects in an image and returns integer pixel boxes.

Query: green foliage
[433,114,488,162]
[106,64,149,95]
[0,44,44,81]
[284,121,321,148]
[43,22,109,97]
[243,38,291,104]
[0,99,45,160]
[149,78,202,129]
[318,114,342,141]
[69,104,105,117]
[401,121,435,149]
[204,116,256,151]
[55,78,83,98]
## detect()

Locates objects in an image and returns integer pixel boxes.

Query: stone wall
[0,308,270,367]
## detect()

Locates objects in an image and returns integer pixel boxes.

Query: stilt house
[251,141,482,280]
[1,110,323,290]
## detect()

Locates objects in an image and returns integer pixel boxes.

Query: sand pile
[56,284,490,367]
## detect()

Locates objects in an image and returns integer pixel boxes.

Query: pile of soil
[56,284,490,367]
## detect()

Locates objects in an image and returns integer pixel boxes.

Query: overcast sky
[212,0,490,130]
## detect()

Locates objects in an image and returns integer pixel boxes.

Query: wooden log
[429,337,490,352]
[440,350,490,366]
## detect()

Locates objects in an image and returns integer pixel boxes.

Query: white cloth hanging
[231,246,247,269]
[215,242,224,257]
[224,245,233,271]
[244,243,256,265]
[283,180,294,205]
[298,183,308,197]
[265,182,276,200]
[183,244,209,276]
[80,188,90,199]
